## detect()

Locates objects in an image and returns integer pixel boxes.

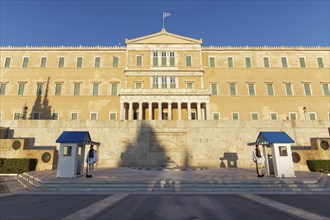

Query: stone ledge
[130,167,209,171]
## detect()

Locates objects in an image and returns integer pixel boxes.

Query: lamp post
[22,105,28,120]
[303,106,307,120]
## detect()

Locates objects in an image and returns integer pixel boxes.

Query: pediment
[126,29,202,45]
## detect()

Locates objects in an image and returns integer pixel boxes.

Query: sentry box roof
[248,131,294,146]
[56,131,100,145]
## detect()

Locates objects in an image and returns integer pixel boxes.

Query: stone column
[148,102,152,120]
[128,102,133,120]
[197,102,201,120]
[168,102,172,120]
[178,102,182,120]
[120,102,124,120]
[138,102,143,120]
[158,102,162,120]
[206,102,210,120]
[187,102,191,120]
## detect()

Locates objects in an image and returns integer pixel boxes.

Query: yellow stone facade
[1,29,329,122]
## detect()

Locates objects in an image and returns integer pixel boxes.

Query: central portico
[120,92,210,120]
[120,29,210,120]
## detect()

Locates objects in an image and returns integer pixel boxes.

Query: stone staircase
[0,173,37,193]
[25,174,330,193]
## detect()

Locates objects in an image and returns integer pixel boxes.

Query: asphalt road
[1,193,329,220]
[0,194,109,220]
[94,194,303,220]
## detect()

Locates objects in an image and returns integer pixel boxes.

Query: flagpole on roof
[162,11,172,30]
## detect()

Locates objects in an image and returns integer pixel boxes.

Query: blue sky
[1,0,329,46]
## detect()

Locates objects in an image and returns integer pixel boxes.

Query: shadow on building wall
[0,126,58,170]
[120,121,166,167]
[29,77,53,120]
[220,152,238,168]
[119,121,193,168]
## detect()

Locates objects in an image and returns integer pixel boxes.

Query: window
[4,57,11,68]
[53,113,59,120]
[227,57,233,68]
[111,83,118,95]
[281,57,288,68]
[247,83,256,96]
[95,57,101,68]
[322,83,330,95]
[245,57,252,68]
[92,83,99,96]
[22,57,29,68]
[36,83,43,96]
[209,57,215,68]
[55,83,62,96]
[161,52,166,66]
[232,112,239,120]
[299,57,306,68]
[136,55,142,67]
[32,112,40,120]
[90,112,98,120]
[14,113,20,120]
[170,52,175,66]
[76,57,83,68]
[186,82,193,89]
[152,76,159,89]
[161,76,167,89]
[71,113,78,120]
[289,112,297,120]
[18,83,25,96]
[58,57,65,67]
[263,57,270,68]
[309,112,317,120]
[153,52,158,66]
[170,77,176,89]
[279,146,288,156]
[229,83,237,96]
[270,112,278,120]
[186,56,192,67]
[317,57,324,68]
[266,83,274,96]
[109,112,117,120]
[303,83,312,96]
[213,112,220,120]
[113,57,119,68]
[211,83,218,95]
[63,146,72,156]
[285,83,293,96]
[0,83,7,95]
[251,112,258,120]
[135,82,142,89]
[73,83,81,96]
[40,57,47,68]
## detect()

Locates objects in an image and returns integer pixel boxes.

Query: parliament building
[0,29,329,170]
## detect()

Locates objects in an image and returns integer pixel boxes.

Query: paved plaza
[12,167,325,183]
[1,168,329,220]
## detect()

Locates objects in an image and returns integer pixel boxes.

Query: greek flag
[163,11,172,18]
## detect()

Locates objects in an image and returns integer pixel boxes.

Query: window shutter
[263,57,270,68]
[55,84,62,96]
[227,57,233,68]
[317,58,324,68]
[229,83,236,95]
[18,84,25,96]
[137,56,142,66]
[95,57,101,67]
[113,57,119,68]
[267,84,274,96]
[5,57,11,68]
